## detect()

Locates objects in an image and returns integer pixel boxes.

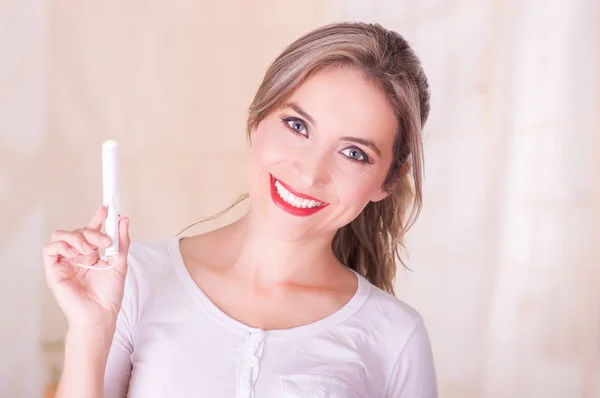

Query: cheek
[248,137,285,176]
[333,169,384,208]
[250,121,290,163]
[247,125,294,188]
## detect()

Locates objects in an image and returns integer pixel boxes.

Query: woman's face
[247,65,398,241]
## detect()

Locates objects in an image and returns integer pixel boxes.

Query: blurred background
[1,0,598,397]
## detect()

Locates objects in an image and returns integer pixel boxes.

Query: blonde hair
[178,22,430,295]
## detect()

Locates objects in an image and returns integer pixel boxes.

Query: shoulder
[127,238,176,268]
[357,277,425,338]
[121,237,183,304]
[118,237,186,327]
[351,276,432,363]
[126,237,179,279]
[354,278,437,395]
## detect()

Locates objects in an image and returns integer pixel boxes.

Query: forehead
[285,66,398,142]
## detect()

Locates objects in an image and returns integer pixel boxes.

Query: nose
[290,152,330,189]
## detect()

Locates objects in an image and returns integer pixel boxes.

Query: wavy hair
[178,22,431,295]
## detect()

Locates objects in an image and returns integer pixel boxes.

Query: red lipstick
[269,174,328,217]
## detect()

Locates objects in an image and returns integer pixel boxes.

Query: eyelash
[281,116,372,164]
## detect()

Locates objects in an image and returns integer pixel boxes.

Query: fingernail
[101,236,112,246]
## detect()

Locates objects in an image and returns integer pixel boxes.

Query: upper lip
[272,175,326,203]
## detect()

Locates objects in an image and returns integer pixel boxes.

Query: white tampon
[101,139,121,259]
[77,139,121,270]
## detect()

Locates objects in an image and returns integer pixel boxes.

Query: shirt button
[314,389,326,398]
[246,355,259,366]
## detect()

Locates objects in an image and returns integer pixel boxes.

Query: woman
[43,22,436,397]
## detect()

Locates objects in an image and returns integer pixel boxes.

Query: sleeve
[104,252,139,398]
[384,320,438,398]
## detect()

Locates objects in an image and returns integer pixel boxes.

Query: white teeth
[273,179,323,209]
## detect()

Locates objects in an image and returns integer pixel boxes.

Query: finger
[85,205,109,231]
[42,240,79,262]
[42,241,79,282]
[113,217,130,273]
[50,230,95,256]
[76,228,113,249]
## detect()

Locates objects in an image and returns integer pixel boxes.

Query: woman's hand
[42,206,131,332]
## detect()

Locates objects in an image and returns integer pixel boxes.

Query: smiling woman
[43,21,435,398]
[183,22,430,295]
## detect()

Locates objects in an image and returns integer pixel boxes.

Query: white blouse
[104,237,437,397]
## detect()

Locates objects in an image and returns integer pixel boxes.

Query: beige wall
[1,0,598,397]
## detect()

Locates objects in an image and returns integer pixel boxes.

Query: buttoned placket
[236,330,266,398]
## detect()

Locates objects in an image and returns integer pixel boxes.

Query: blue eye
[282,117,308,137]
[340,146,370,163]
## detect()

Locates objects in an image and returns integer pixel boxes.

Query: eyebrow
[340,136,382,157]
[283,101,382,157]
[283,102,317,127]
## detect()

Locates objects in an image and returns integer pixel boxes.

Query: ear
[370,189,390,203]
[370,181,397,202]
[370,171,401,203]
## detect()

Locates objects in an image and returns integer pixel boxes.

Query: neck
[224,212,342,286]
